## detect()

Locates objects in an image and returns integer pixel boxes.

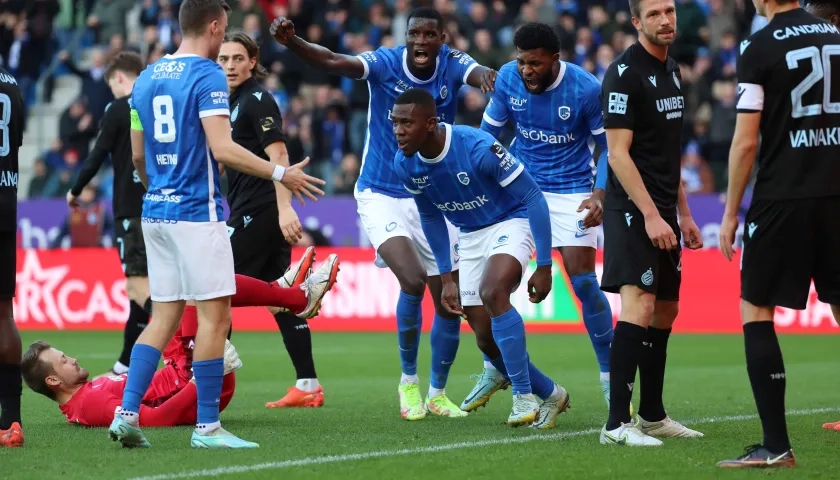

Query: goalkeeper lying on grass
[21,316,240,427]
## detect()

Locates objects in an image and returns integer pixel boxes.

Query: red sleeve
[139,383,198,427]
[72,391,122,427]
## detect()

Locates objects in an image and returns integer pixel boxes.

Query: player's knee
[618,287,656,326]
[739,300,775,325]
[478,284,509,317]
[398,274,427,297]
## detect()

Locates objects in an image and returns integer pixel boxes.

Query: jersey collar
[231,76,259,103]
[633,42,677,73]
[544,61,567,92]
[418,123,452,164]
[402,49,440,84]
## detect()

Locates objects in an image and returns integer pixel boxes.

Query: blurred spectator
[58,48,113,121]
[86,0,132,45]
[59,98,96,158]
[49,184,113,248]
[332,153,360,195]
[681,141,714,194]
[28,159,53,198]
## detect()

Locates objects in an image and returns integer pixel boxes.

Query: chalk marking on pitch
[127,407,840,480]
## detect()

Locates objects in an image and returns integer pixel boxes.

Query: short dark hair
[104,51,144,82]
[21,340,57,401]
[407,7,444,29]
[806,0,840,14]
[629,0,642,18]
[178,0,230,37]
[394,88,437,112]
[513,22,561,54]
[223,29,268,79]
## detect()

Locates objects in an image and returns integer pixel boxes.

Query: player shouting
[270,7,496,420]
[217,30,327,408]
[21,324,239,428]
[110,0,326,449]
[472,22,614,412]
[392,89,570,428]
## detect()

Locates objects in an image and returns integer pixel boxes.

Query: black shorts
[228,205,291,282]
[114,217,148,277]
[601,209,682,301]
[0,231,15,299]
[741,197,840,309]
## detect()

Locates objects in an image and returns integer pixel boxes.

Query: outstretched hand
[280,157,326,205]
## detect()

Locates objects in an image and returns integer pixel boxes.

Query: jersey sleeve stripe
[482,112,506,127]
[198,108,230,118]
[462,63,479,84]
[357,56,370,81]
[590,127,605,135]
[499,163,525,187]
[736,83,764,112]
[404,185,422,194]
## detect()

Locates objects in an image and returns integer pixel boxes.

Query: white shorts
[355,188,459,276]
[459,218,534,307]
[545,192,599,249]
[142,219,236,302]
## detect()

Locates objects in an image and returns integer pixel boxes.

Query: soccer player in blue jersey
[392,88,571,428]
[271,8,497,420]
[108,0,326,449]
[473,22,616,412]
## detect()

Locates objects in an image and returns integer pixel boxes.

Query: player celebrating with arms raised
[110,0,325,449]
[270,8,496,420]
[393,89,570,428]
[474,22,614,412]
[718,0,840,467]
[598,0,704,446]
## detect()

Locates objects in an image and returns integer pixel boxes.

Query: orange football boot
[822,420,840,431]
[0,422,23,447]
[265,386,324,408]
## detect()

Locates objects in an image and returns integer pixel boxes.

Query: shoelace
[511,395,536,414]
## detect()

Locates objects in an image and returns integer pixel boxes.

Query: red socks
[231,274,307,314]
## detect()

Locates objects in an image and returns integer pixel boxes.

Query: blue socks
[490,308,531,395]
[571,272,613,373]
[396,291,423,376]
[193,358,224,426]
[121,343,161,414]
[527,355,555,400]
[430,314,460,389]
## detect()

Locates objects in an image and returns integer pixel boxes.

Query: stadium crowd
[0,0,766,201]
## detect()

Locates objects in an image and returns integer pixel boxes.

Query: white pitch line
[127,407,840,480]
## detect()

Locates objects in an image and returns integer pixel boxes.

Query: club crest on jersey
[558,106,571,120]
[231,104,239,122]
[457,172,470,185]
[440,85,448,99]
[673,72,680,90]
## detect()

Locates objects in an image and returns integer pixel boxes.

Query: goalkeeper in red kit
[20,318,238,428]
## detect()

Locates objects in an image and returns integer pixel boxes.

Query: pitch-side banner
[12,248,837,333]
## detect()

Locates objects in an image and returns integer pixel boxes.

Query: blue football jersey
[395,124,528,232]
[130,54,229,222]
[356,44,477,198]
[482,61,604,194]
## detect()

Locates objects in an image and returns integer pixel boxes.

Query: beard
[521,69,555,94]
[643,27,675,46]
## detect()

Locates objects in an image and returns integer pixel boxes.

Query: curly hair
[513,22,560,54]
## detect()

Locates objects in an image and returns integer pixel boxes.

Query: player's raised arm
[270,17,365,79]
[600,63,660,221]
[129,97,148,189]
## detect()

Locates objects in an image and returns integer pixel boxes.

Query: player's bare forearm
[677,183,692,218]
[606,129,658,218]
[266,142,293,209]
[286,36,364,79]
[724,113,760,217]
[203,116,275,180]
[466,65,496,93]
[130,130,148,189]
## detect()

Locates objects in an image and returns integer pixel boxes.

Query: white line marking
[127,407,840,480]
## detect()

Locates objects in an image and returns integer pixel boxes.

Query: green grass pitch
[3,331,840,479]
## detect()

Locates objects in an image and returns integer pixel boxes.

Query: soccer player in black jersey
[0,66,25,447]
[598,0,704,447]
[718,0,840,468]
[217,30,324,408]
[805,0,840,435]
[66,52,151,379]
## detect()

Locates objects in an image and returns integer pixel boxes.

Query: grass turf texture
[2,331,839,479]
